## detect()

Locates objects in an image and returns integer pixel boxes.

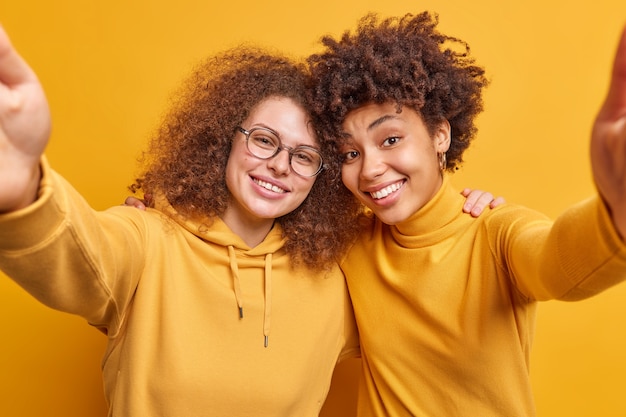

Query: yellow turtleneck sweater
[342,176,626,417]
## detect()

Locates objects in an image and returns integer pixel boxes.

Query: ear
[433,119,451,153]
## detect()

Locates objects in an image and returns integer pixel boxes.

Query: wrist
[0,162,42,214]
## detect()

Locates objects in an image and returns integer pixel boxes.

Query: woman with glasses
[0,24,499,416]
[0,24,366,414]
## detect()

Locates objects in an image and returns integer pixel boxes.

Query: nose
[266,148,291,175]
[359,151,386,180]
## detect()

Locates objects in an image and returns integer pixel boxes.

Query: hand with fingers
[123,194,153,210]
[0,25,51,213]
[591,25,626,240]
[460,188,506,217]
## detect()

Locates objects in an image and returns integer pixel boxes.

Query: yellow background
[1,1,626,416]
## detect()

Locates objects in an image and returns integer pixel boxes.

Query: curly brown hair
[307,11,489,171]
[131,45,361,271]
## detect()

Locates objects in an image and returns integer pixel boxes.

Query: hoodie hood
[155,195,286,347]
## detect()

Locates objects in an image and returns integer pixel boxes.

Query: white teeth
[254,178,286,193]
[370,182,403,199]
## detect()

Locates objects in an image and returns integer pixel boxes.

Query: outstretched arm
[0,25,51,213]
[591,24,626,240]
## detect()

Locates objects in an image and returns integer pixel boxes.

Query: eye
[291,149,317,165]
[382,136,401,147]
[341,150,360,163]
[250,131,279,149]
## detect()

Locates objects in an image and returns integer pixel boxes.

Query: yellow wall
[1,1,625,416]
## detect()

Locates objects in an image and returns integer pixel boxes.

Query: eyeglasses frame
[236,126,325,177]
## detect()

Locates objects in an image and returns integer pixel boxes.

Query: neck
[220,210,275,247]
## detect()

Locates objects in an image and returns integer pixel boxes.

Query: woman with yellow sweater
[308,11,626,417]
[0,28,368,416]
[0,23,498,416]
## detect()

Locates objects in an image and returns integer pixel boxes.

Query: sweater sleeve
[0,158,148,333]
[499,196,626,301]
[338,282,360,361]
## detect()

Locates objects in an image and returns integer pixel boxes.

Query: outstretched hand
[0,25,51,213]
[591,24,626,240]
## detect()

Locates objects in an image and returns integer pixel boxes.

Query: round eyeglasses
[237,126,324,177]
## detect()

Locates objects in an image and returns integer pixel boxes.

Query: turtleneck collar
[387,175,470,246]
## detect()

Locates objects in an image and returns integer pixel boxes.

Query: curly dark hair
[131,45,361,271]
[307,11,489,171]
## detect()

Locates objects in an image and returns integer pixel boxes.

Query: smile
[253,178,287,194]
[369,181,404,200]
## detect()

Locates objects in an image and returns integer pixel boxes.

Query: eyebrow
[341,114,398,138]
[251,123,321,150]
[368,114,398,130]
[250,123,277,133]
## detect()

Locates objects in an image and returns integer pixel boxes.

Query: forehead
[249,96,305,116]
[246,96,318,146]
[341,102,409,133]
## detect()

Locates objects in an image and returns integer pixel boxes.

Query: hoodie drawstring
[263,253,272,347]
[227,246,244,319]
[227,246,272,347]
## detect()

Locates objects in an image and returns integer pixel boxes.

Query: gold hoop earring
[438,152,447,171]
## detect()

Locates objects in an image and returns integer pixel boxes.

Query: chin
[371,212,401,226]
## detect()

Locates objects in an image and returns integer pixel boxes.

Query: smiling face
[339,102,451,225]
[223,96,319,235]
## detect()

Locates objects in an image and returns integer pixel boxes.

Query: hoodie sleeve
[0,157,148,333]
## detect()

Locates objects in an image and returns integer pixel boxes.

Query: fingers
[0,25,37,88]
[461,188,479,212]
[590,23,626,241]
[598,24,626,122]
[461,188,506,217]
[0,24,47,143]
[462,188,488,217]
[460,188,471,197]
[461,188,479,210]
[490,196,506,208]
[124,196,147,210]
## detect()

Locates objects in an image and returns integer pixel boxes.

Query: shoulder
[479,203,551,229]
